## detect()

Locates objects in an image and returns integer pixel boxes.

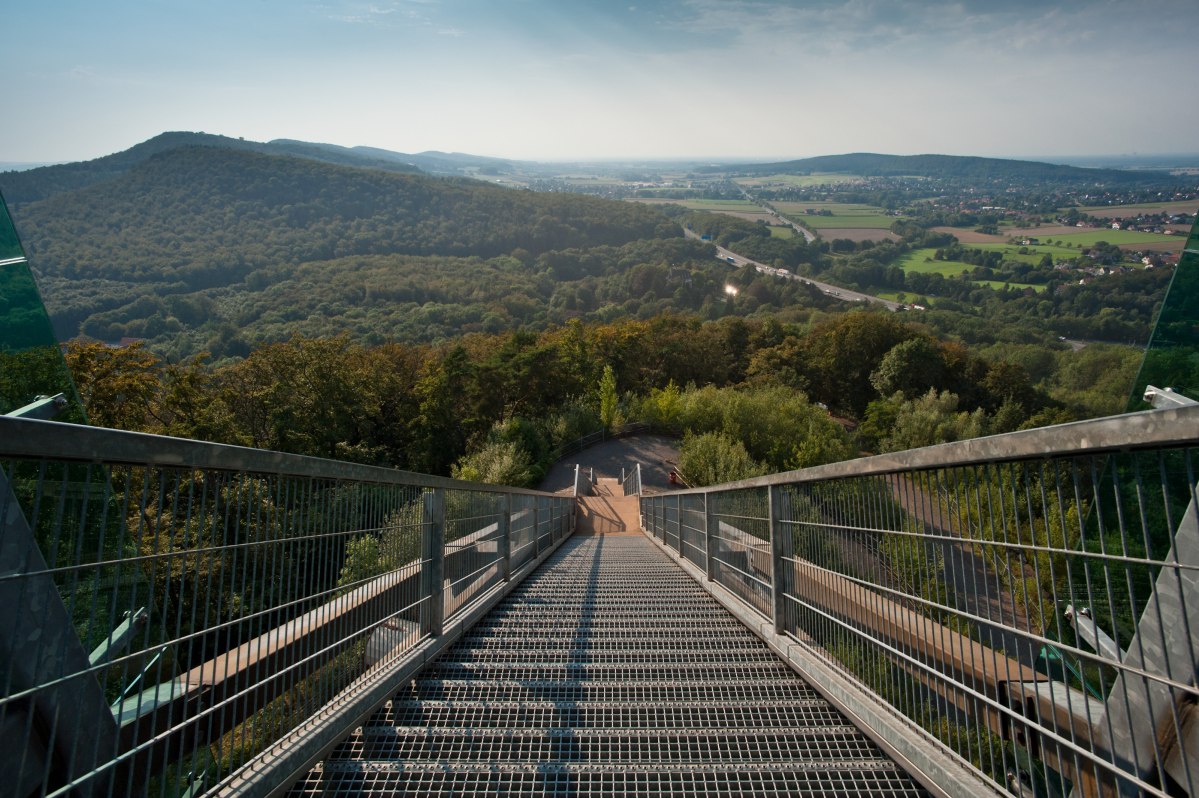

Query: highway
[683,228,903,311]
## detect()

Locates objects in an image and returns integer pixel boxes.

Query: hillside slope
[721,152,1170,184]
[0,132,425,205]
[5,143,687,352]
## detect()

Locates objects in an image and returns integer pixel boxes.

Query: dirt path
[537,434,682,494]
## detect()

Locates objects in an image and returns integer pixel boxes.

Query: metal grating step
[440,645,785,663]
[293,762,928,797]
[332,727,893,765]
[421,662,795,681]
[292,534,930,797]
[407,677,828,704]
[374,699,848,729]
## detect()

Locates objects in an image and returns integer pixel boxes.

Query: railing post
[769,484,793,636]
[674,493,683,556]
[421,488,446,637]
[498,493,511,582]
[532,498,540,555]
[704,492,716,582]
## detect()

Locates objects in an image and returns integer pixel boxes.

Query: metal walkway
[289,533,929,796]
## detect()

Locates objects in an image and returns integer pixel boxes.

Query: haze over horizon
[5,0,1199,165]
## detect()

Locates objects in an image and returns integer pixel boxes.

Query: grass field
[774,201,898,229]
[968,242,1079,264]
[898,249,1047,292]
[1040,229,1180,247]
[899,250,977,277]
[1077,199,1199,217]
[769,226,795,239]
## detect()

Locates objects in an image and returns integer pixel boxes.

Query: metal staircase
[289,533,929,796]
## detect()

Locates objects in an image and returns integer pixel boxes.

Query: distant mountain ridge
[0,132,426,205]
[717,152,1171,183]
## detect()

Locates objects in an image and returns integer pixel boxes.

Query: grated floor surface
[289,535,929,797]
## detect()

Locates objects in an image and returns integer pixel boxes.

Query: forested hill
[6,143,689,352]
[721,153,1170,184]
[19,144,674,279]
[0,131,427,205]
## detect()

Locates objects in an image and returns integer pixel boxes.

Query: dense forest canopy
[3,142,681,355]
[9,312,1135,490]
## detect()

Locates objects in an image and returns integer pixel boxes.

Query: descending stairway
[575,478,640,536]
[290,534,929,796]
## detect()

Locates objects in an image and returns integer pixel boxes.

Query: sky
[4,0,1199,164]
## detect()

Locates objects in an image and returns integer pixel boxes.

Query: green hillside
[0,132,434,206]
[3,138,834,359]
[720,152,1170,185]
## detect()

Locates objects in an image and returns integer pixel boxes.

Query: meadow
[898,248,1047,292]
[1077,199,1199,217]
[1039,228,1180,247]
[774,201,898,229]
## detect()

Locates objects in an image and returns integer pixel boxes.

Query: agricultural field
[774,201,899,229]
[734,173,862,188]
[899,250,979,277]
[973,280,1046,293]
[1077,199,1199,217]
[1038,228,1182,248]
[898,248,1047,292]
[823,228,900,242]
[968,242,1081,265]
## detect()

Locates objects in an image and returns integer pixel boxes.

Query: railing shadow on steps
[0,416,576,797]
[639,406,1199,798]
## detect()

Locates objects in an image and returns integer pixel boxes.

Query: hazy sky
[5,0,1198,163]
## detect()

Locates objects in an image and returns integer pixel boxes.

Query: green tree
[880,389,987,452]
[598,364,619,429]
[870,337,947,399]
[677,431,767,487]
[452,439,536,486]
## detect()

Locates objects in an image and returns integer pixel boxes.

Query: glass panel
[0,189,83,417]
[1128,217,1199,407]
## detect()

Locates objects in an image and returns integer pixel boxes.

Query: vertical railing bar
[769,484,792,636]
[704,493,715,583]
[421,489,445,638]
[499,493,512,582]
[674,492,683,557]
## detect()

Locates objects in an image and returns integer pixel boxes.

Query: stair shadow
[532,535,603,792]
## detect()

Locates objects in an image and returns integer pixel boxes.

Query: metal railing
[640,406,1199,798]
[0,416,575,797]
[549,421,650,463]
[621,462,642,497]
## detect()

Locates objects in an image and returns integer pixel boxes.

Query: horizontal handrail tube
[0,417,560,497]
[664,406,1199,495]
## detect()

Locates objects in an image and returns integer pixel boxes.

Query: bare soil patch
[932,227,1006,244]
